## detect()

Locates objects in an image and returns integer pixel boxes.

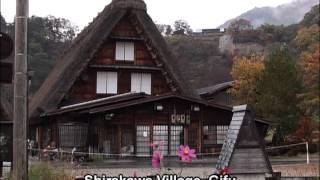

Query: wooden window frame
[131,73,152,95]
[96,71,118,95]
[115,42,135,62]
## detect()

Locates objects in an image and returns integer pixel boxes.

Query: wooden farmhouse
[27,0,269,158]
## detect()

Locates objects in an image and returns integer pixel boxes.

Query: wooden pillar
[117,126,121,154]
[13,0,29,179]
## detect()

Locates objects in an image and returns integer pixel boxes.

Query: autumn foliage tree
[293,117,318,142]
[298,43,320,118]
[230,55,265,105]
[230,46,302,145]
[294,24,320,51]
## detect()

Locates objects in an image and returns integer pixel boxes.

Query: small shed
[216,105,273,180]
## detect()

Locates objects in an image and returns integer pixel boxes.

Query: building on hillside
[28,0,270,160]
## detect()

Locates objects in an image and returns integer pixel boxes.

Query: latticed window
[153,125,168,155]
[136,125,150,156]
[217,126,228,144]
[203,125,228,145]
[203,125,217,146]
[170,126,184,155]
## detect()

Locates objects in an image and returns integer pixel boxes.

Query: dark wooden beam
[89,64,162,71]
[110,36,144,41]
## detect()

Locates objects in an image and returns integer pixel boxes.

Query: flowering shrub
[177,145,196,162]
[219,167,230,175]
[152,150,164,168]
[151,141,164,168]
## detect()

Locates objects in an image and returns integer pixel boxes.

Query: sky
[1,0,294,31]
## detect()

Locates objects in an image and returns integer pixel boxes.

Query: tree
[5,15,78,94]
[298,43,319,118]
[256,46,302,144]
[300,4,320,27]
[227,18,253,33]
[293,117,318,143]
[294,24,320,51]
[173,20,192,35]
[156,23,172,36]
[165,25,172,36]
[230,55,265,105]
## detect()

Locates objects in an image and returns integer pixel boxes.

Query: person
[43,141,58,160]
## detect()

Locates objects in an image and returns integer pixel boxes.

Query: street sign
[0,32,14,60]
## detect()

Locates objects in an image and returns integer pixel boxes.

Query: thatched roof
[29,0,196,119]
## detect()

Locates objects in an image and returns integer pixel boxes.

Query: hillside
[166,35,233,89]
[219,0,319,28]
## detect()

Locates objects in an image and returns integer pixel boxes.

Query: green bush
[6,162,73,180]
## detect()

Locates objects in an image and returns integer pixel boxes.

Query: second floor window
[115,42,134,61]
[96,71,118,94]
[131,73,151,95]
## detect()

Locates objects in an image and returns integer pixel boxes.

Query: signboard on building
[171,114,191,125]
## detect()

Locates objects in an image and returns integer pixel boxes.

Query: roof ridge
[111,0,146,11]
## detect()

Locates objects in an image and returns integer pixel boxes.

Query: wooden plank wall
[62,15,171,105]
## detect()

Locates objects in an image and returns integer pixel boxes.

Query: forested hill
[219,0,319,28]
[0,15,78,95]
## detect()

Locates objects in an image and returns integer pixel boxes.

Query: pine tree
[256,45,302,145]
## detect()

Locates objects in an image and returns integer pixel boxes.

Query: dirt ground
[272,163,319,177]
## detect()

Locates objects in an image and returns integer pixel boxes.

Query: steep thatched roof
[29,0,196,119]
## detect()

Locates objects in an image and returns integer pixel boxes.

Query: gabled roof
[216,105,272,174]
[29,0,196,119]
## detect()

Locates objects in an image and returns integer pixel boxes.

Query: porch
[32,93,233,157]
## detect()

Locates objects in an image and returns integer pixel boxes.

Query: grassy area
[5,162,74,180]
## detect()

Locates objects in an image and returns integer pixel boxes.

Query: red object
[151,150,163,168]
[220,167,230,175]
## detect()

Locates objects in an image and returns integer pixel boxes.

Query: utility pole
[13,0,29,179]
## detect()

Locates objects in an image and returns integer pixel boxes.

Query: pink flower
[219,167,230,175]
[150,141,165,150]
[177,145,196,162]
[152,150,163,168]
